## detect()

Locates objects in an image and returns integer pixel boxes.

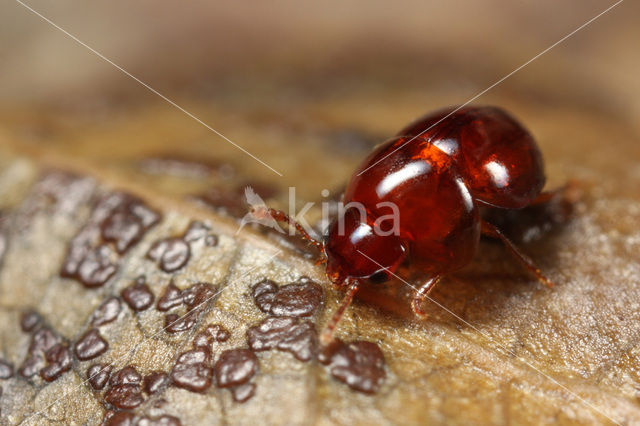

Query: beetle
[254,105,561,344]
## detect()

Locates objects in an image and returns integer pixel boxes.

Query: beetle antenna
[320,279,360,346]
[254,206,325,254]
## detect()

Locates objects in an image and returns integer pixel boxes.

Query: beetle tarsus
[411,275,441,318]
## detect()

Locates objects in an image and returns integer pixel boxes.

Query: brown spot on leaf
[251,279,278,312]
[19,326,61,377]
[91,296,122,326]
[61,243,118,288]
[74,329,109,361]
[180,282,216,310]
[170,348,213,392]
[206,324,231,342]
[193,324,230,348]
[247,316,318,362]
[182,221,210,242]
[252,278,323,317]
[214,349,258,388]
[104,366,144,409]
[147,237,191,273]
[100,194,161,254]
[270,280,323,317]
[231,383,256,403]
[40,343,72,382]
[205,235,218,247]
[156,283,183,311]
[143,371,169,395]
[61,192,160,288]
[182,283,216,309]
[104,383,145,409]
[103,410,136,426]
[164,312,197,334]
[159,283,217,335]
[87,363,112,390]
[110,366,142,386]
[183,221,219,247]
[20,310,41,332]
[320,340,386,394]
[121,278,155,312]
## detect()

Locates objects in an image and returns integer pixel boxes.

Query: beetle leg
[411,275,442,318]
[480,220,554,288]
[320,279,360,346]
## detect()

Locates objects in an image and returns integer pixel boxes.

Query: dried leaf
[0,94,639,425]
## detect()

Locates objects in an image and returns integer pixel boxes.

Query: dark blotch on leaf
[214,349,258,388]
[102,410,136,426]
[61,192,159,288]
[104,366,144,409]
[74,328,109,361]
[181,282,216,310]
[40,343,72,382]
[19,326,61,377]
[99,193,160,254]
[182,221,210,243]
[87,363,112,390]
[194,324,231,348]
[231,383,256,403]
[121,279,155,312]
[104,383,144,409]
[91,296,122,326]
[252,279,278,313]
[20,310,41,332]
[147,237,191,273]
[165,313,197,334]
[247,316,318,362]
[144,371,169,395]
[320,340,386,394]
[170,348,213,393]
[62,243,118,288]
[252,278,323,317]
[109,366,142,386]
[156,283,183,311]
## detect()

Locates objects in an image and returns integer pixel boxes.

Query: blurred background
[1,0,638,205]
[1,0,638,108]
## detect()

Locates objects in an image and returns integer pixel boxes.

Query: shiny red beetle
[257,105,559,344]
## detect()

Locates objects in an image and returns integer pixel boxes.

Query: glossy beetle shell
[324,106,546,284]
[398,106,545,209]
